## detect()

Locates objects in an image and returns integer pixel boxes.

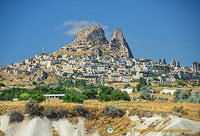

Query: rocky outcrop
[57,25,133,59]
[192,62,200,72]
[76,25,108,45]
[162,58,166,64]
[157,59,161,64]
[170,58,176,67]
[36,71,48,81]
[176,60,180,68]
[109,29,133,58]
[63,25,108,52]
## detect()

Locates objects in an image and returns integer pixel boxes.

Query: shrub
[132,87,136,93]
[172,106,188,115]
[32,81,37,85]
[0,83,5,87]
[140,86,151,100]
[9,112,24,123]
[151,95,157,101]
[102,106,125,118]
[44,108,57,119]
[57,109,69,118]
[177,80,186,86]
[44,109,69,119]
[74,105,92,119]
[173,89,190,102]
[123,83,131,89]
[110,90,130,101]
[24,100,44,116]
[188,90,200,104]
[158,97,168,101]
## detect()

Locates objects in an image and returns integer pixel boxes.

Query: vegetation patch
[102,105,125,118]
[44,108,58,119]
[24,100,44,117]
[172,106,188,116]
[74,105,93,119]
[9,111,24,123]
[173,89,200,104]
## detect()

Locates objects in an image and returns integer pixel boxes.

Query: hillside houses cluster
[1,25,200,84]
[1,51,199,84]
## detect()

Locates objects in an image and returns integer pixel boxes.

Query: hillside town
[0,25,200,85]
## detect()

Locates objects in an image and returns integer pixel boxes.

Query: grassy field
[0,99,200,122]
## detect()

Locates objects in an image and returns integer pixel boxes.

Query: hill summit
[53,25,133,58]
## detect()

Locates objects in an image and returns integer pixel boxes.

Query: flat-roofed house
[44,94,65,99]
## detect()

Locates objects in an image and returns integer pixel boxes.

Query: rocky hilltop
[0,24,199,87]
[53,25,133,59]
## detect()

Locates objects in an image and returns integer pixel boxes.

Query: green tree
[63,90,85,103]
[30,93,45,102]
[83,89,98,99]
[57,55,62,59]
[20,93,30,100]
[32,81,37,85]
[0,83,5,87]
[57,79,63,89]
[140,86,151,100]
[63,72,68,76]
[136,78,147,91]
[188,90,200,104]
[177,80,186,86]
[75,79,86,88]
[110,90,130,101]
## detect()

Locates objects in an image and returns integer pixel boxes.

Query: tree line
[0,79,130,103]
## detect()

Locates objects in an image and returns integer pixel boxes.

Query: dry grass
[1,99,199,121]
[0,101,25,114]
[0,71,58,90]
[0,130,5,136]
[68,117,78,124]
[106,82,138,90]
[52,127,59,136]
[85,115,136,136]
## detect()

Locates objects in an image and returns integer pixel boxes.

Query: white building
[41,60,58,67]
[44,94,65,99]
[160,89,176,95]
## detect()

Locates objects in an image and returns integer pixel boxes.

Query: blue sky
[0,0,200,66]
